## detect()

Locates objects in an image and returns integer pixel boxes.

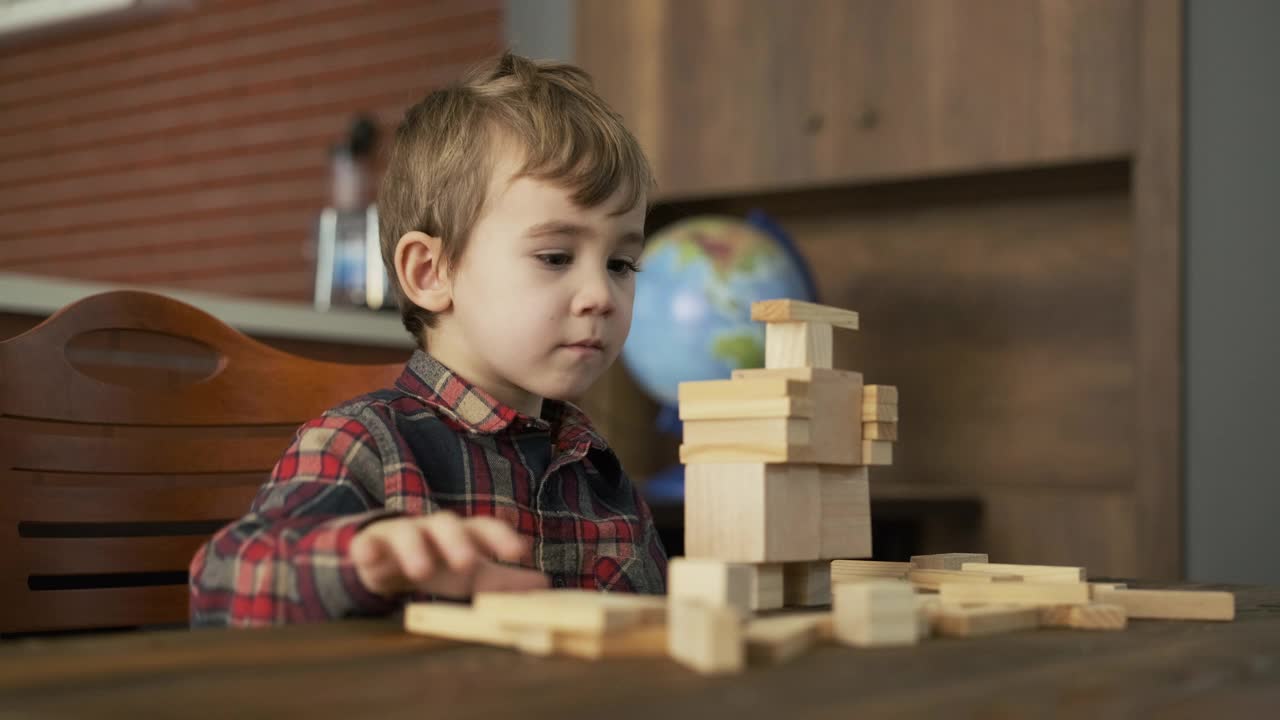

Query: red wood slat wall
[0,0,504,301]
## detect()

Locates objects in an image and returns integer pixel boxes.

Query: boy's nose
[571,273,616,316]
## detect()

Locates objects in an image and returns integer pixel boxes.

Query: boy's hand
[350,511,550,599]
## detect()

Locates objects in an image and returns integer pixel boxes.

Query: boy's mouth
[562,339,605,353]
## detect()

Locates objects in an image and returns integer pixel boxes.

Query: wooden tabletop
[2,581,1278,719]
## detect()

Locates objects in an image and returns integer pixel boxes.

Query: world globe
[622,213,816,413]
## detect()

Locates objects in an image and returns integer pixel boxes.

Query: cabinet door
[577,0,1137,200]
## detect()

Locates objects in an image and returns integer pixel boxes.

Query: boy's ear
[394,231,453,314]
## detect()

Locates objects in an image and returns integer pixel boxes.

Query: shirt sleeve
[189,413,404,627]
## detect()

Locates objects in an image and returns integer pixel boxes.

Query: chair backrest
[0,290,406,633]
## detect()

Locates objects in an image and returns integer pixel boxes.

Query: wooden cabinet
[578,0,1138,200]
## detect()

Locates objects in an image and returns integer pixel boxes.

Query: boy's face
[429,149,646,416]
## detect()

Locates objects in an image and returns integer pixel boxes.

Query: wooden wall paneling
[0,0,504,302]
[577,0,1138,201]
[1132,0,1184,581]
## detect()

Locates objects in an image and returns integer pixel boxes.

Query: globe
[622,214,815,412]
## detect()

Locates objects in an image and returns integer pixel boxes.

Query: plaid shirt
[189,350,668,627]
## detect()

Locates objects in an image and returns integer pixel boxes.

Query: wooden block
[751,299,860,331]
[1089,582,1128,597]
[960,562,1086,583]
[833,581,918,647]
[939,581,1091,607]
[862,402,899,422]
[678,377,808,405]
[749,563,785,611]
[668,558,753,617]
[510,626,556,656]
[925,603,1041,637]
[682,372,862,465]
[404,602,516,647]
[667,599,745,675]
[472,590,667,634]
[766,321,832,369]
[684,463,821,562]
[679,397,815,421]
[783,561,832,606]
[911,553,990,571]
[745,614,821,665]
[553,624,669,660]
[818,465,872,559]
[907,568,1021,592]
[733,367,863,384]
[1092,588,1235,621]
[1038,603,1128,630]
[862,440,893,466]
[862,422,898,441]
[862,385,898,404]
[831,560,912,583]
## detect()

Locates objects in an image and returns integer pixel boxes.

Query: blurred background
[0,0,1275,584]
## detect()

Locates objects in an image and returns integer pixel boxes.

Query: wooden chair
[0,290,406,634]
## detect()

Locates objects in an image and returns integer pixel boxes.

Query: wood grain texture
[577,0,1137,200]
[0,583,1274,716]
[683,463,821,563]
[0,291,403,633]
[1132,0,1185,581]
[0,0,503,300]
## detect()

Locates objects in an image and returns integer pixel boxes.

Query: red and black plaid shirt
[189,350,668,627]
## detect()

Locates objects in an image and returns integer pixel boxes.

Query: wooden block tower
[675,299,899,610]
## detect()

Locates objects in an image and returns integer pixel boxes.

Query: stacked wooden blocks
[668,299,900,672]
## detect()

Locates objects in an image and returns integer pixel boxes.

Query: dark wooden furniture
[0,580,1274,717]
[0,290,403,634]
[576,0,1185,580]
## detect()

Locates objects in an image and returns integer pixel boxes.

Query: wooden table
[2,581,1278,718]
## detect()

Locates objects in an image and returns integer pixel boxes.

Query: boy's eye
[608,259,642,276]
[537,252,572,268]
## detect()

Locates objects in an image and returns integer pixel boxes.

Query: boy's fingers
[421,512,479,574]
[462,517,527,562]
[383,523,435,583]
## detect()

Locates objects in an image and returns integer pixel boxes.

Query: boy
[189,53,668,626]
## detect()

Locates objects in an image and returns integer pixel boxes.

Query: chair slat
[21,536,212,575]
[0,585,191,633]
[12,483,260,523]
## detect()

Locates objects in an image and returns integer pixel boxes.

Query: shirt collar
[395,350,609,451]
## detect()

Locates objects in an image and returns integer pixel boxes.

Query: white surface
[0,272,413,348]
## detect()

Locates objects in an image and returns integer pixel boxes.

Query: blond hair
[378,52,655,343]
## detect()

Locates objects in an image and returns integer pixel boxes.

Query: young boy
[189,53,668,626]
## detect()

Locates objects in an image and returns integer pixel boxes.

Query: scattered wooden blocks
[684,463,821,562]
[668,598,745,675]
[668,558,753,618]
[745,614,822,665]
[960,562,1087,584]
[925,603,1041,638]
[833,580,919,647]
[907,568,1021,592]
[404,602,518,648]
[471,590,667,634]
[939,581,1091,608]
[783,561,832,606]
[1038,603,1128,631]
[1092,588,1235,621]
[818,465,871,559]
[911,553,990,571]
[831,560,912,583]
